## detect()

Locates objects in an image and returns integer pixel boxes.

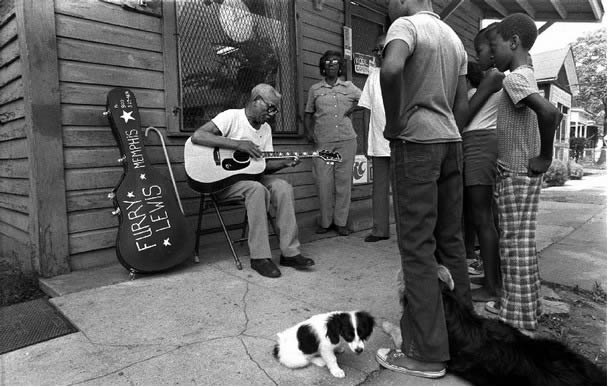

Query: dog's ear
[355,311,375,340]
[326,314,343,345]
[437,265,455,291]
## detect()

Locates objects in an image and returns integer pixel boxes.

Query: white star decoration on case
[120,110,135,123]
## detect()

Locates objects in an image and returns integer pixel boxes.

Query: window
[175,0,298,134]
[555,103,569,142]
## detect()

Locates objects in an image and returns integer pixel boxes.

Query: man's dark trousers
[390,140,472,362]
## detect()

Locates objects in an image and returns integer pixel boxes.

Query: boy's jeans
[390,140,471,362]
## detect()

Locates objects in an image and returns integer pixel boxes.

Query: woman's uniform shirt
[305,79,361,143]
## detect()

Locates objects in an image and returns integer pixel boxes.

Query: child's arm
[466,68,504,125]
[521,94,563,175]
[453,75,470,132]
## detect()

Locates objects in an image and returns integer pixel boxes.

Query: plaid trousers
[496,167,543,330]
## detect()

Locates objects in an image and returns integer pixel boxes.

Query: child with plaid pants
[488,14,562,332]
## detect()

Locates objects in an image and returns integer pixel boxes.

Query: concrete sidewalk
[4,231,470,386]
[1,171,605,385]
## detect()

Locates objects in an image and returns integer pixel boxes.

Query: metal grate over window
[176,0,297,134]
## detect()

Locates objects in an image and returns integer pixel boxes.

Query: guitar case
[106,87,194,274]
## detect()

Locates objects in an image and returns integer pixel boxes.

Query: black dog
[383,266,606,385]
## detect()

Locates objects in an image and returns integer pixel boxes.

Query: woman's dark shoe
[250,259,281,278]
[470,276,485,286]
[365,234,389,242]
[334,225,350,236]
[316,226,331,234]
[279,254,315,268]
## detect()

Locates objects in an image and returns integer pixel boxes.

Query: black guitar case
[106,87,194,274]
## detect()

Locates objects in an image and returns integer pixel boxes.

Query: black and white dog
[273,310,375,378]
[382,266,606,385]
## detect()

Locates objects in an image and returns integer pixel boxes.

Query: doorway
[348,1,387,155]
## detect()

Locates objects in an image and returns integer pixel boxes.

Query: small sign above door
[353,53,375,75]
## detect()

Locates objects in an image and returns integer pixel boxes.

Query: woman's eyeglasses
[257,97,278,114]
[324,59,340,66]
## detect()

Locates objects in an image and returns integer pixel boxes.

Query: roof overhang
[469,0,604,22]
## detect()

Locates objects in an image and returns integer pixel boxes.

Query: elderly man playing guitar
[188,84,315,278]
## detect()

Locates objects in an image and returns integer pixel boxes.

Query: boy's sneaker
[468,256,484,276]
[375,348,446,379]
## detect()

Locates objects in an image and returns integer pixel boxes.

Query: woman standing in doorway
[304,50,361,236]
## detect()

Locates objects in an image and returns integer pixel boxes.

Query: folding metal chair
[192,193,276,270]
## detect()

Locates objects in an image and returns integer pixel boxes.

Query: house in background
[1,0,604,279]
[570,107,601,144]
[531,46,579,163]
[570,107,604,163]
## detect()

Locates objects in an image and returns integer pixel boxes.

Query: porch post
[15,0,70,276]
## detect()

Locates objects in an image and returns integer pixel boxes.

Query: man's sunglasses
[257,97,278,114]
[372,46,384,55]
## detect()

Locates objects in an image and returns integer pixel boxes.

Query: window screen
[176,0,297,134]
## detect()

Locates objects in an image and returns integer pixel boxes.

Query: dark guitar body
[106,88,194,273]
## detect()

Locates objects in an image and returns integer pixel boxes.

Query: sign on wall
[343,26,352,59]
[353,53,374,75]
[352,155,371,185]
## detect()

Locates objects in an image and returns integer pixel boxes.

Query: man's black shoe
[251,259,281,278]
[280,254,315,268]
[364,234,389,242]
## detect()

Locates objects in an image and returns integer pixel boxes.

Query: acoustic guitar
[106,88,194,275]
[184,138,342,193]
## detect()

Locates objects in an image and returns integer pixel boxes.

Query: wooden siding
[0,3,30,268]
[433,0,482,57]
[54,0,168,268]
[52,0,354,270]
[298,0,345,98]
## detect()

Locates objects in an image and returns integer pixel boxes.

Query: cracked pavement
[3,237,468,385]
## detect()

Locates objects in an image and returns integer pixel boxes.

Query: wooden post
[15,0,70,276]
[344,0,352,81]
[162,0,180,134]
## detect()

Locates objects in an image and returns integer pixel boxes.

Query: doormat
[0,298,78,355]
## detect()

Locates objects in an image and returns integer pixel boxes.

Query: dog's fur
[382,266,606,385]
[273,310,375,378]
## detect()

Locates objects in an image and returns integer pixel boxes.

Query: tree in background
[571,29,607,141]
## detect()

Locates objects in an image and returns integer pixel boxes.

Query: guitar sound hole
[233,151,250,163]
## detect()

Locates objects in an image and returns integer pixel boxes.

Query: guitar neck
[261,151,317,159]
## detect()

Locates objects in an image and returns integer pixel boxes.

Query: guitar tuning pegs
[102,111,110,117]
[111,208,121,216]
[107,192,115,199]
[117,156,126,163]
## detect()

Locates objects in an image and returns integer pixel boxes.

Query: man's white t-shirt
[358,67,390,157]
[212,109,273,152]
